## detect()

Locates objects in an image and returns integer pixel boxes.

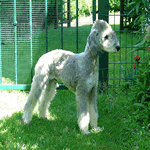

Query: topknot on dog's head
[91,20,113,33]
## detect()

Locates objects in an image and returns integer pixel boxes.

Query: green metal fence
[0,0,146,90]
[0,0,97,90]
[0,1,1,85]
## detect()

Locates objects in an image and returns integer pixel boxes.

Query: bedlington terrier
[22,20,120,134]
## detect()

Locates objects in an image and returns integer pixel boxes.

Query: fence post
[67,0,70,27]
[120,0,124,31]
[45,0,48,52]
[54,0,58,29]
[92,0,96,23]
[76,0,78,53]
[0,1,2,84]
[61,0,63,49]
[14,0,18,84]
[98,0,109,92]
[29,0,33,82]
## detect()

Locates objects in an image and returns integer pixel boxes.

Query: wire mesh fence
[0,0,147,90]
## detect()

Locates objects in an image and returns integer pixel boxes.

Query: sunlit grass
[0,86,150,149]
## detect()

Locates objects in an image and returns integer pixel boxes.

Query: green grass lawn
[1,24,146,85]
[0,88,150,149]
[0,24,149,149]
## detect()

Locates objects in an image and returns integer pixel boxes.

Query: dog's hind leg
[76,90,90,134]
[22,75,47,124]
[38,80,57,119]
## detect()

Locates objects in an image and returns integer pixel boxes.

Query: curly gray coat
[23,20,120,134]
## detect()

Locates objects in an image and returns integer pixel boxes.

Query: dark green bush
[122,31,150,127]
[121,0,150,127]
[128,53,150,125]
[109,0,120,12]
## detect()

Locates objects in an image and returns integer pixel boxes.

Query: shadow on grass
[0,90,138,149]
[0,111,78,149]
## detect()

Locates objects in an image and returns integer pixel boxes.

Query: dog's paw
[22,113,32,125]
[94,127,102,131]
[39,111,51,120]
[91,127,103,133]
[22,117,32,125]
[81,130,90,135]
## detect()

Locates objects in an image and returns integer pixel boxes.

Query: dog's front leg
[76,91,90,135]
[89,86,102,132]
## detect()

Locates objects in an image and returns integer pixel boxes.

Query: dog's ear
[87,30,101,57]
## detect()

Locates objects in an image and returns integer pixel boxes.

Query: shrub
[123,27,150,127]
[128,0,150,32]
[109,0,120,12]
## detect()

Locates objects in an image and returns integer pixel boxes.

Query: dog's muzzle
[116,46,120,51]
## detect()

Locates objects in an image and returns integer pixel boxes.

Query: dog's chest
[86,68,98,91]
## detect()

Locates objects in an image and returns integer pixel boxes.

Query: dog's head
[88,20,120,56]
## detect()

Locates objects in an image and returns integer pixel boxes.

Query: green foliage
[126,0,150,109]
[121,0,150,126]
[129,54,150,103]
[120,65,136,83]
[128,0,150,32]
[109,0,120,12]
[70,0,76,20]
[122,52,150,127]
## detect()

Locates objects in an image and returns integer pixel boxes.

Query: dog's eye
[104,35,108,40]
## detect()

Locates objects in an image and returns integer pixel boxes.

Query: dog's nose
[116,46,120,51]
